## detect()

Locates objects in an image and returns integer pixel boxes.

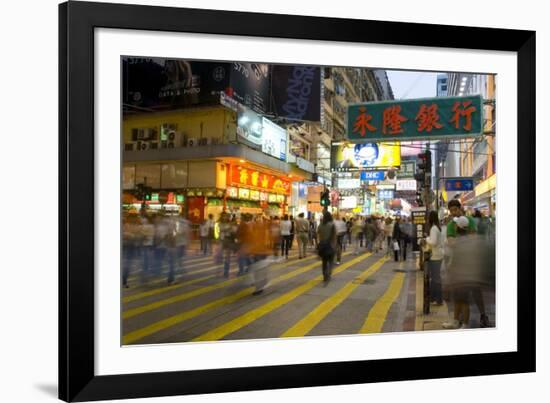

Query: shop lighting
[239,159,245,163]
[461,77,467,82]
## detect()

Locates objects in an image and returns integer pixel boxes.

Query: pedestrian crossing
[122,248,413,345]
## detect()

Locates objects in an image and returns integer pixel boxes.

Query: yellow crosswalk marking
[123,274,216,304]
[192,252,372,342]
[281,256,388,338]
[122,254,343,344]
[123,254,319,319]
[359,271,406,334]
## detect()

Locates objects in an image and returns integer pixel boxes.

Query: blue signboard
[445,178,474,191]
[360,170,385,181]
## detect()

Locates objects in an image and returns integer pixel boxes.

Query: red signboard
[187,196,205,224]
[228,165,290,195]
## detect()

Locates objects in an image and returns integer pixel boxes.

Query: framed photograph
[59,1,535,401]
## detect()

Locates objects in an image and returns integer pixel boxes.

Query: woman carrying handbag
[423,211,446,305]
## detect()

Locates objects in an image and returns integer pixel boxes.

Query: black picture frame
[59,1,536,401]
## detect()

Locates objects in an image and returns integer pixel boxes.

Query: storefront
[225,164,290,218]
[471,174,496,216]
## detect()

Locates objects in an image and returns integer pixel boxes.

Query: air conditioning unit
[136,141,149,151]
[147,128,158,140]
[198,137,209,146]
[124,143,135,151]
[171,131,184,147]
[186,138,198,147]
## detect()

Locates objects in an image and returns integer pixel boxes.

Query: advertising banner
[271,65,321,121]
[397,160,416,178]
[377,189,394,200]
[340,196,358,209]
[229,62,270,114]
[261,117,287,161]
[396,179,417,191]
[337,178,361,189]
[347,95,483,142]
[360,170,385,181]
[236,104,263,148]
[331,142,401,172]
[445,177,475,192]
[123,58,230,111]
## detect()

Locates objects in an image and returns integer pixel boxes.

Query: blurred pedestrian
[384,217,394,256]
[351,217,364,255]
[308,216,318,248]
[443,199,495,329]
[334,214,347,264]
[280,214,292,259]
[249,218,273,295]
[270,216,281,257]
[392,216,403,261]
[317,211,337,285]
[122,214,139,288]
[295,213,309,259]
[401,216,413,260]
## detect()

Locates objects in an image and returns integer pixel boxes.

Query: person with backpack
[317,211,337,286]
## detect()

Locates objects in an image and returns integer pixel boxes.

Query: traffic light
[417,150,432,175]
[135,184,153,201]
[320,189,330,207]
[415,150,432,186]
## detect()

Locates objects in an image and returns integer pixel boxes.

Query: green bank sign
[347,95,483,142]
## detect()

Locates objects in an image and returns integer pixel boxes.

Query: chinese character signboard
[229,165,290,194]
[396,179,417,191]
[397,160,416,178]
[331,142,401,172]
[445,178,474,192]
[347,95,483,142]
[377,189,394,200]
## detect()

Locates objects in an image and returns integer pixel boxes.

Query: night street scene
[121,57,496,345]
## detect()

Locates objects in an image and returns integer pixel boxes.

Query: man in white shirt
[280,214,292,259]
[334,214,347,264]
[294,213,309,259]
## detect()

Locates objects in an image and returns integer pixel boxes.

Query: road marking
[359,271,406,333]
[122,254,347,344]
[123,254,319,319]
[281,256,387,338]
[123,274,217,303]
[191,252,372,342]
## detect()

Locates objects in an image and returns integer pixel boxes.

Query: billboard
[123,58,230,111]
[347,95,483,142]
[261,117,287,161]
[396,179,417,191]
[236,104,263,148]
[229,62,270,114]
[360,170,385,181]
[271,65,321,121]
[331,142,401,172]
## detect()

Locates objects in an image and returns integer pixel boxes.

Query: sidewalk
[414,257,496,331]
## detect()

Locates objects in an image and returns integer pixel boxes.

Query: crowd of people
[122,200,495,328]
[122,208,419,290]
